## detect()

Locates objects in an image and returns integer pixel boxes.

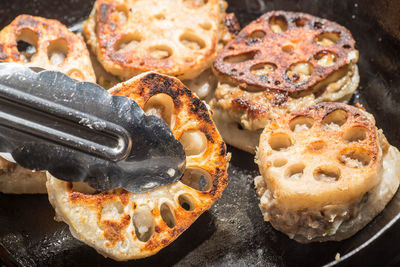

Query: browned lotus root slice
[0,15,96,83]
[213,11,357,93]
[257,102,381,209]
[255,102,400,242]
[83,0,238,80]
[46,72,229,260]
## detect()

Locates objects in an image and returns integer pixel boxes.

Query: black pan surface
[0,0,400,266]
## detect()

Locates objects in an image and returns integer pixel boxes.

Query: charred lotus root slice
[46,72,229,260]
[0,15,96,83]
[213,11,357,93]
[83,0,236,80]
[257,102,382,210]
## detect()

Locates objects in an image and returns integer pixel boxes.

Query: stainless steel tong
[0,62,186,193]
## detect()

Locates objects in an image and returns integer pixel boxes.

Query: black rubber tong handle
[0,63,186,193]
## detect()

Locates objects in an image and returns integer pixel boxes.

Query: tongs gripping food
[0,63,186,193]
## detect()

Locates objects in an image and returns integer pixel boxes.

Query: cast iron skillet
[0,0,400,266]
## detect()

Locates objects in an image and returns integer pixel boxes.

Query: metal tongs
[0,62,186,193]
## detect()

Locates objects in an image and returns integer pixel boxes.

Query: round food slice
[0,15,96,194]
[0,15,96,83]
[46,72,230,260]
[211,11,359,153]
[255,102,400,242]
[83,0,238,82]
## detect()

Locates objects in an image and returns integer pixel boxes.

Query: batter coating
[47,72,230,260]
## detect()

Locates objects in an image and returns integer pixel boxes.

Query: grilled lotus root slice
[0,15,96,194]
[0,15,96,83]
[211,11,359,153]
[213,11,358,93]
[83,0,236,81]
[255,102,400,242]
[46,72,229,260]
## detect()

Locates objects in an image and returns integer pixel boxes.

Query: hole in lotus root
[294,17,307,27]
[110,5,128,25]
[200,22,212,30]
[180,32,205,50]
[322,109,348,131]
[250,63,276,76]
[160,202,176,228]
[248,30,265,44]
[115,33,141,53]
[313,165,340,182]
[286,62,314,84]
[67,69,85,81]
[269,15,288,33]
[224,51,256,63]
[339,149,371,168]
[289,116,314,132]
[282,43,294,53]
[273,158,288,167]
[315,32,341,46]
[269,133,292,151]
[183,0,208,8]
[47,38,68,66]
[101,201,124,221]
[178,194,195,211]
[144,93,175,127]
[180,168,212,192]
[343,127,368,143]
[16,28,38,62]
[286,163,305,180]
[132,206,155,242]
[180,130,207,156]
[308,140,326,152]
[314,51,337,67]
[149,45,172,59]
[71,182,97,194]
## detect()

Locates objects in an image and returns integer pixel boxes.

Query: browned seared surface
[213,11,356,94]
[83,0,238,80]
[0,15,95,82]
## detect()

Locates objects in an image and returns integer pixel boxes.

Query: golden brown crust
[47,72,229,260]
[83,0,235,80]
[213,11,356,94]
[0,15,96,83]
[256,102,382,210]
